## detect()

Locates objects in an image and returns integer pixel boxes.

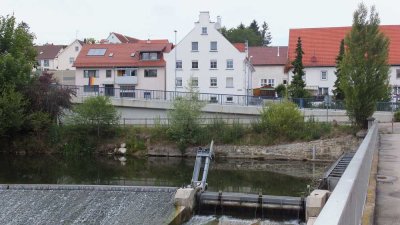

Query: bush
[275,84,287,98]
[260,101,304,140]
[394,110,400,122]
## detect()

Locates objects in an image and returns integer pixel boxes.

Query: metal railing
[62,85,400,111]
[314,121,378,225]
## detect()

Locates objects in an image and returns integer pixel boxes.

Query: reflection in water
[0,155,329,196]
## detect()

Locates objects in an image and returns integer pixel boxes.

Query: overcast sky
[1,0,398,46]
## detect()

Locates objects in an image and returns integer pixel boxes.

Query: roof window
[87,48,107,56]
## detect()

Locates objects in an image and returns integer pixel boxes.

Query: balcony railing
[115,76,138,85]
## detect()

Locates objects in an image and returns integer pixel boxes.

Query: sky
[1,0,399,46]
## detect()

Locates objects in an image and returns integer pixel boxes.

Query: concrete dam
[0,185,177,225]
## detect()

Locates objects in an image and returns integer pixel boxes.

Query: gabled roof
[111,32,140,43]
[74,42,173,68]
[249,46,288,66]
[288,25,400,67]
[232,43,246,52]
[35,44,66,60]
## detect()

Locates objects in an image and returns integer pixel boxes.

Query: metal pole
[174,30,177,97]
[201,140,214,190]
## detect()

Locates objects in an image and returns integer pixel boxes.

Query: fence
[313,121,378,225]
[61,85,400,111]
[120,117,254,127]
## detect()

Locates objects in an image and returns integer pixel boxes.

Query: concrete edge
[0,184,178,192]
[361,136,379,225]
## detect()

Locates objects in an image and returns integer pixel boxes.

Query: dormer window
[202,27,207,35]
[141,52,159,60]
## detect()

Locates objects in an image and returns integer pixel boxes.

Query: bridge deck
[0,184,177,225]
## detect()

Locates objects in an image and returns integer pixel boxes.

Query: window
[192,60,198,69]
[191,77,198,87]
[210,96,218,103]
[176,60,182,69]
[202,27,207,35]
[268,79,275,87]
[226,96,233,102]
[75,46,79,52]
[106,70,112,78]
[393,86,400,95]
[226,60,233,69]
[210,77,217,87]
[210,41,217,51]
[226,77,234,88]
[83,85,99,92]
[87,48,107,56]
[283,79,287,85]
[318,87,329,96]
[192,42,198,51]
[176,77,182,87]
[69,57,74,64]
[210,60,217,69]
[130,70,137,76]
[141,52,159,60]
[43,60,49,67]
[120,85,135,98]
[144,69,157,77]
[321,71,328,80]
[144,92,151,99]
[260,79,267,87]
[397,69,400,79]
[84,70,98,78]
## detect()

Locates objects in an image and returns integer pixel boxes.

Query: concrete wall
[164,12,248,96]
[53,70,75,85]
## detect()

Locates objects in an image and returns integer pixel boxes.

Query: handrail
[313,122,378,225]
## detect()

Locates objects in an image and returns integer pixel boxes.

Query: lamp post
[174,30,177,96]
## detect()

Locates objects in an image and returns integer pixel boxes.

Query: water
[0,155,329,224]
[0,155,328,197]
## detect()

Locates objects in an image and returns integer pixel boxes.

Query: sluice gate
[196,191,305,220]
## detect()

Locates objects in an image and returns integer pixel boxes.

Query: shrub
[260,101,304,140]
[394,110,400,122]
[275,84,287,98]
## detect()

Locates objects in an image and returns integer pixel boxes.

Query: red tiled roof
[288,25,400,67]
[233,43,246,52]
[249,46,288,65]
[35,44,66,60]
[74,42,173,68]
[137,39,170,44]
[111,32,140,43]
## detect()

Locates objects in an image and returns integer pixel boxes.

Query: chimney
[215,16,222,30]
[277,46,280,57]
[198,11,210,24]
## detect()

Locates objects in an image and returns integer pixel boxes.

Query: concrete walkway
[375,123,400,225]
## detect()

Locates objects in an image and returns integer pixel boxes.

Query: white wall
[389,66,400,94]
[288,67,336,95]
[39,59,57,70]
[252,65,287,89]
[75,67,165,91]
[165,12,248,97]
[56,40,82,70]
[106,33,122,44]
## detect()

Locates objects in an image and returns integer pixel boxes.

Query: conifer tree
[288,37,308,98]
[340,3,390,128]
[333,39,345,100]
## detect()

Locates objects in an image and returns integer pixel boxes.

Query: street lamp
[174,30,177,94]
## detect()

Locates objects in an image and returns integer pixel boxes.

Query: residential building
[287,25,400,97]
[73,41,172,97]
[105,32,140,44]
[164,11,253,102]
[249,46,288,97]
[35,44,65,71]
[55,39,84,70]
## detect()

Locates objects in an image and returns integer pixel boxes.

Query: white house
[55,39,84,70]
[164,11,253,103]
[249,46,288,97]
[105,32,140,44]
[288,26,400,98]
[73,41,173,98]
[35,44,65,71]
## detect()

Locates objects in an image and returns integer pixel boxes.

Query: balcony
[115,76,137,85]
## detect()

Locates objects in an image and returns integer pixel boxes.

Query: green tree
[83,38,97,44]
[340,4,390,128]
[261,22,272,46]
[222,27,263,46]
[0,15,36,90]
[275,84,287,98]
[288,37,309,98]
[0,87,26,138]
[333,39,345,100]
[167,83,205,152]
[249,20,261,36]
[69,96,120,137]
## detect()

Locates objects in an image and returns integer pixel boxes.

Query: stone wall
[148,135,362,161]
